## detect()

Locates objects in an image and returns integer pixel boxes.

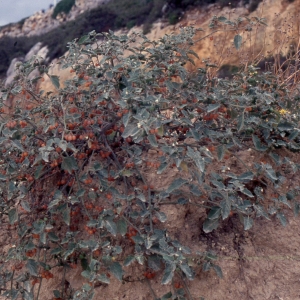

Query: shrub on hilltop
[52,0,76,19]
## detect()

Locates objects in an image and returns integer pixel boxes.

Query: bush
[52,0,76,19]
[167,9,182,25]
[0,16,300,299]
[217,64,239,78]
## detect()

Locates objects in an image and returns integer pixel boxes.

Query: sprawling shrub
[52,0,76,19]
[0,16,299,299]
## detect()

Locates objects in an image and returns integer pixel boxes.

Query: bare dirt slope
[4,149,299,300]
[25,208,300,300]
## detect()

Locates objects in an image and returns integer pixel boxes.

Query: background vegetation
[52,0,76,19]
[0,0,263,80]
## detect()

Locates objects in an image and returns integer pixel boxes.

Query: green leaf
[50,248,62,255]
[187,146,205,172]
[135,254,144,265]
[49,75,60,89]
[88,191,96,200]
[177,198,188,205]
[265,167,277,181]
[212,264,223,278]
[122,112,131,127]
[157,162,168,175]
[105,219,117,236]
[148,134,158,147]
[61,157,78,174]
[147,255,161,271]
[279,195,291,208]
[58,140,67,152]
[97,273,110,284]
[190,184,202,196]
[180,263,194,280]
[1,92,8,100]
[207,206,221,220]
[121,169,133,177]
[157,125,164,137]
[40,232,47,245]
[243,216,253,230]
[207,103,220,113]
[161,263,176,285]
[8,208,18,224]
[64,248,75,260]
[167,178,187,193]
[202,261,211,271]
[0,174,6,181]
[21,201,31,212]
[161,292,172,300]
[116,219,127,236]
[78,35,90,45]
[252,135,268,151]
[254,204,270,219]
[11,289,19,300]
[286,191,294,200]
[237,112,244,132]
[241,188,254,198]
[48,198,61,209]
[34,164,44,179]
[155,211,167,222]
[277,121,294,131]
[8,181,17,195]
[81,258,89,271]
[211,180,225,189]
[294,202,300,217]
[217,16,227,22]
[234,34,242,50]
[269,152,281,165]
[53,290,61,298]
[203,218,219,233]
[217,145,225,161]
[122,124,140,138]
[205,251,218,260]
[76,189,85,198]
[220,198,231,220]
[238,171,254,181]
[136,193,146,202]
[11,85,23,95]
[48,232,59,242]
[288,130,299,141]
[26,259,39,276]
[11,140,24,151]
[187,49,199,59]
[277,212,287,226]
[124,255,135,267]
[62,206,70,226]
[33,220,45,234]
[110,262,123,281]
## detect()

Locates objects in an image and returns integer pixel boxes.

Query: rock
[5,42,49,86]
[162,3,169,15]
[5,57,23,86]
[24,42,43,61]
[36,46,49,62]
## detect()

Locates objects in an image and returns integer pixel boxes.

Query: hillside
[31,0,300,95]
[0,0,265,80]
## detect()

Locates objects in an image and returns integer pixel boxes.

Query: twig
[178,271,194,300]
[144,278,158,300]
